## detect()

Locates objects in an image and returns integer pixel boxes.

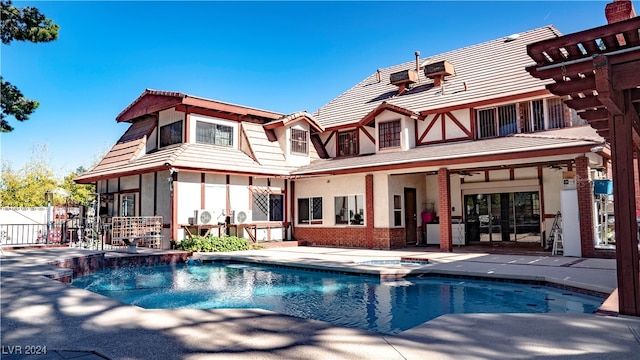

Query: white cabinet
[424,223,465,245]
[426,224,440,244]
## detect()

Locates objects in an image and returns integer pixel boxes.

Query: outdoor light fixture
[44,190,53,203]
[590,146,604,152]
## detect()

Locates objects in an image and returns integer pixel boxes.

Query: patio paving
[1,246,639,359]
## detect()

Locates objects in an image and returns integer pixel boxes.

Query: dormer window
[379,120,400,149]
[160,121,183,147]
[196,121,233,146]
[291,128,308,155]
[338,130,358,157]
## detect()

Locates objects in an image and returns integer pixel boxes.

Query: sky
[0,0,621,177]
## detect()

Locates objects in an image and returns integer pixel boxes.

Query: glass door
[464,191,541,244]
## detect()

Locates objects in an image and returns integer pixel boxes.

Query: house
[76,25,613,258]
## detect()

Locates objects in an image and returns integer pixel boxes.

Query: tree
[1,0,59,132]
[60,167,96,206]
[0,144,95,207]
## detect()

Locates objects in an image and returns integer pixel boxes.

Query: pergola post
[610,91,640,316]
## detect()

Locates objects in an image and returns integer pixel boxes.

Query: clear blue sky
[1,0,617,176]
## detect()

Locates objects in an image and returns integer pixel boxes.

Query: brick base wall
[294,227,368,248]
[373,228,406,249]
[294,227,407,249]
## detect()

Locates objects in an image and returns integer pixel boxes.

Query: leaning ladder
[549,211,563,255]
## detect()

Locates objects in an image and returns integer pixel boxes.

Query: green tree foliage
[0,0,59,132]
[0,155,57,207]
[60,167,95,206]
[0,144,95,207]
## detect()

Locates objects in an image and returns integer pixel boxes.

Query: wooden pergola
[527,17,640,316]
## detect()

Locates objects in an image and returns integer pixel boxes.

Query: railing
[111,216,163,249]
[0,224,50,245]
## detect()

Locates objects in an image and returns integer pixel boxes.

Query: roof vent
[423,60,454,87]
[504,33,520,42]
[390,69,419,94]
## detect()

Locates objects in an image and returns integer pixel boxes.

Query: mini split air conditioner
[193,209,218,225]
[233,210,252,224]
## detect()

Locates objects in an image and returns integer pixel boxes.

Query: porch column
[366,174,374,249]
[576,156,595,257]
[171,171,179,241]
[438,168,452,252]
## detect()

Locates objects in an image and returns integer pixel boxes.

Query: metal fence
[0,224,49,245]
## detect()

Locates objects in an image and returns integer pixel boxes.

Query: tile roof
[266,111,325,132]
[76,120,305,183]
[315,26,561,128]
[75,117,155,182]
[292,126,605,175]
[117,89,284,123]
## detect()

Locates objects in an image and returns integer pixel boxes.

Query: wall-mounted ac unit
[233,210,252,224]
[193,209,218,225]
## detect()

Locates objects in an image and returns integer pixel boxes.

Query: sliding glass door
[464,191,540,244]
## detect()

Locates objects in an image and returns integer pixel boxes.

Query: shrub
[177,235,249,252]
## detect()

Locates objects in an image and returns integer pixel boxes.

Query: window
[120,193,136,216]
[378,120,401,149]
[291,129,308,154]
[334,195,364,225]
[522,99,545,133]
[547,97,566,129]
[393,195,402,226]
[298,197,322,224]
[196,121,233,146]
[477,105,517,139]
[521,97,572,134]
[337,130,358,156]
[253,192,283,221]
[160,121,183,147]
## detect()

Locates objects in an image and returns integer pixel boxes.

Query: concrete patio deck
[1,246,640,359]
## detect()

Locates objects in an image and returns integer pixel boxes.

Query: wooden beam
[580,108,610,121]
[611,89,640,316]
[564,96,602,110]
[546,77,596,96]
[612,59,640,90]
[595,58,625,116]
[527,17,640,57]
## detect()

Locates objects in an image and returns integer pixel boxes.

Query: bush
[177,235,249,252]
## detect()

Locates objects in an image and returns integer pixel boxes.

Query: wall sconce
[44,190,54,204]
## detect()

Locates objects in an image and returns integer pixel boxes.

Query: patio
[1,246,640,359]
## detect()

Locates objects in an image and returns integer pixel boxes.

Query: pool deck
[2,246,640,359]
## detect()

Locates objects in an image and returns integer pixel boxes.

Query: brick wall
[605,0,636,24]
[366,174,374,248]
[373,228,406,249]
[438,168,452,251]
[576,156,596,257]
[293,227,407,249]
[294,227,368,248]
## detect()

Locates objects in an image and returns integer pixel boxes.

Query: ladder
[548,211,563,255]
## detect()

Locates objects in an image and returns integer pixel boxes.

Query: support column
[171,171,179,241]
[576,156,595,257]
[610,90,640,316]
[366,174,374,249]
[438,168,452,252]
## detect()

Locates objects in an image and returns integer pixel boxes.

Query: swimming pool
[72,262,604,334]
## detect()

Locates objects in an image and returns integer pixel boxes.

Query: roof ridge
[166,143,190,165]
[314,25,561,120]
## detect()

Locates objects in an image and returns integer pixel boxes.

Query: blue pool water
[72,262,604,334]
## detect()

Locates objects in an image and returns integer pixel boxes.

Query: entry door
[404,188,417,245]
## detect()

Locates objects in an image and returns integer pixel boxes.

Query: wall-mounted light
[44,190,53,204]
